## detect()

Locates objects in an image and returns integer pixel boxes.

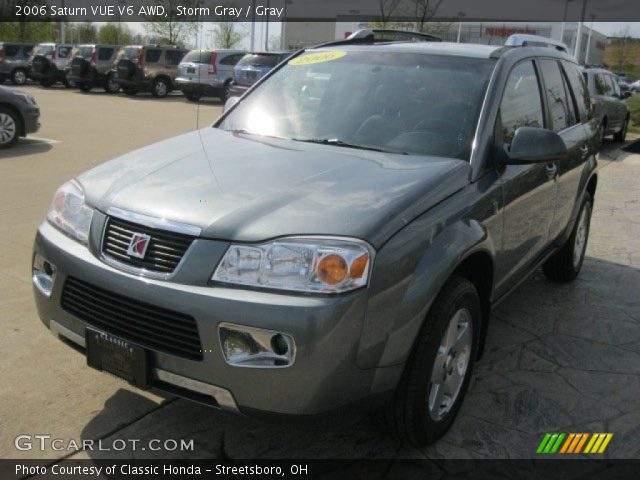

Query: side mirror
[503,127,567,164]
[223,96,240,113]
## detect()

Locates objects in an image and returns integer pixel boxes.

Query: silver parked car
[175,49,246,102]
[30,43,75,87]
[0,85,40,148]
[582,67,631,143]
[0,42,35,85]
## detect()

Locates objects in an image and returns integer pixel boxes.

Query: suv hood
[79,128,470,248]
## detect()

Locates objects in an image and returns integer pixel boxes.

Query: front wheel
[385,276,480,446]
[543,192,592,282]
[105,74,120,94]
[0,107,20,149]
[219,82,231,102]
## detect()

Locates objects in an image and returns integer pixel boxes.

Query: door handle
[545,163,558,178]
[580,145,589,158]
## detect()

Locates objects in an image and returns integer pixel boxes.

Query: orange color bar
[567,434,582,453]
[560,434,576,453]
[574,433,589,453]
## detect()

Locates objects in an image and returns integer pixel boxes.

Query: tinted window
[237,54,281,68]
[500,61,544,142]
[220,52,495,160]
[563,62,591,122]
[145,48,162,63]
[164,50,186,65]
[116,47,141,60]
[539,59,574,131]
[98,47,114,61]
[595,73,611,95]
[3,45,19,56]
[220,53,244,65]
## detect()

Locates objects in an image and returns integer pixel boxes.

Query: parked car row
[0,41,293,101]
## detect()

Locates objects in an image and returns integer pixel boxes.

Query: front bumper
[33,219,397,416]
[175,78,224,96]
[22,107,40,135]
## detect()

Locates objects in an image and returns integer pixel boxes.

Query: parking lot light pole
[585,14,595,65]
[456,12,465,42]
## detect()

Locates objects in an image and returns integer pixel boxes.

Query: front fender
[357,214,495,369]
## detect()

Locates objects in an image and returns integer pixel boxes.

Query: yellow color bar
[584,434,598,453]
[597,434,613,453]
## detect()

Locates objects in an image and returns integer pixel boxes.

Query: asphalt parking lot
[1,85,639,462]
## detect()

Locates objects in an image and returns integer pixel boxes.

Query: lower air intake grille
[61,277,203,360]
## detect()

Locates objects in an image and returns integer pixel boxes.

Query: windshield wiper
[228,129,285,140]
[292,138,408,155]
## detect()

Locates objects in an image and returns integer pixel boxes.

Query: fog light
[219,323,295,368]
[33,253,56,297]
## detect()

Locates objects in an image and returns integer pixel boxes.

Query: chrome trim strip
[50,320,86,347]
[106,207,202,237]
[153,370,240,413]
[49,320,240,413]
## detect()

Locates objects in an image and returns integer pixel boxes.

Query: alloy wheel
[0,113,17,145]
[573,205,589,269]
[428,308,473,421]
[13,70,27,85]
[155,80,168,97]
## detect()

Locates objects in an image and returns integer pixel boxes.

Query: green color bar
[550,433,566,453]
[537,433,552,454]
[543,434,559,453]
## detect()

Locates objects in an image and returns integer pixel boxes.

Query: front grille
[102,216,194,274]
[61,277,203,360]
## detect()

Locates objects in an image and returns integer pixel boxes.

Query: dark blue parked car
[228,51,292,97]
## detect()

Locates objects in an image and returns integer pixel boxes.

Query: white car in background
[630,80,640,92]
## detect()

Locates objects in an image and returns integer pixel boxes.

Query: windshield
[35,45,54,56]
[218,50,495,160]
[236,53,282,68]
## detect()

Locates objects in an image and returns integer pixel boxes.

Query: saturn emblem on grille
[127,233,151,259]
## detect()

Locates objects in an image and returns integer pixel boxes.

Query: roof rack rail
[504,34,568,53]
[314,28,441,49]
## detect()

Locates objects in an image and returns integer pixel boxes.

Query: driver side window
[499,61,545,142]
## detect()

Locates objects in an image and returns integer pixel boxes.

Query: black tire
[613,117,629,142]
[219,82,231,102]
[64,77,75,88]
[11,68,28,86]
[40,80,53,88]
[385,276,481,446]
[78,82,92,92]
[0,107,21,149]
[123,87,137,96]
[599,122,606,148]
[185,92,201,102]
[104,74,120,94]
[543,192,592,282]
[152,78,169,98]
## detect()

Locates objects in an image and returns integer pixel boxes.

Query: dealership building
[282,21,607,65]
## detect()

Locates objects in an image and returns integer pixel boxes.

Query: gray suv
[583,67,631,142]
[33,32,598,446]
[67,44,121,94]
[113,45,188,97]
[176,49,246,102]
[0,42,35,85]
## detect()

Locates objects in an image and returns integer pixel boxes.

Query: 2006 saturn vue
[33,33,599,446]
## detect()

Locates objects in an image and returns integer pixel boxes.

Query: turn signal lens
[317,254,348,285]
[350,253,369,279]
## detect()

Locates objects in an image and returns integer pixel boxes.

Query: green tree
[67,22,97,43]
[211,22,246,49]
[143,0,198,46]
[98,23,133,45]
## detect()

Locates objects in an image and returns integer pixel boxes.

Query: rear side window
[3,45,19,56]
[98,48,114,61]
[164,50,185,65]
[563,62,591,122]
[500,61,544,142]
[539,59,575,131]
[145,49,162,63]
[116,47,142,60]
[595,73,611,96]
[57,46,71,58]
[220,53,244,65]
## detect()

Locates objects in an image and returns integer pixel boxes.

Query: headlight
[14,92,37,106]
[212,237,373,293]
[47,181,93,244]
